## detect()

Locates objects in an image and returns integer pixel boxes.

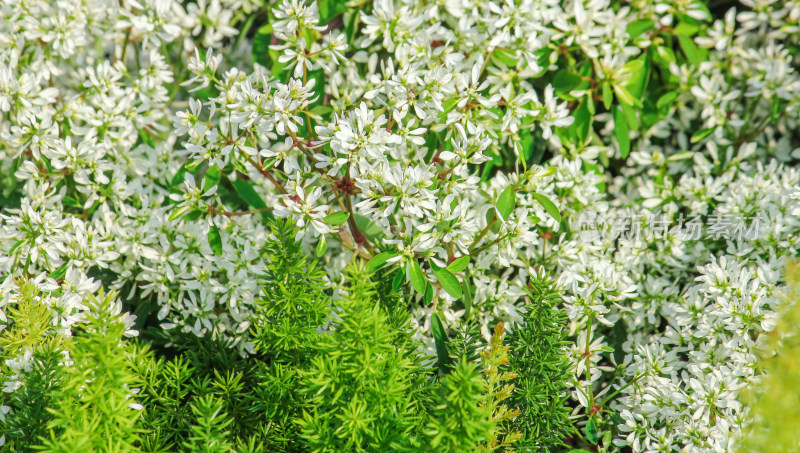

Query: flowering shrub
[2,0,800,451]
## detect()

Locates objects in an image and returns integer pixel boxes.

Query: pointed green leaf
[771,98,783,123]
[496,185,516,219]
[409,259,426,294]
[656,91,679,117]
[446,256,470,273]
[323,211,350,226]
[354,214,386,243]
[552,70,583,93]
[49,263,68,280]
[316,236,327,257]
[532,193,561,223]
[392,268,405,292]
[208,225,222,257]
[367,252,397,272]
[602,82,613,110]
[691,127,715,143]
[203,165,221,191]
[431,313,451,374]
[462,268,474,320]
[613,84,641,108]
[433,267,462,298]
[424,281,434,305]
[625,57,649,100]
[571,101,591,143]
[10,239,25,255]
[613,106,630,158]
[622,102,639,132]
[232,178,273,221]
[586,418,599,444]
[677,33,702,66]
[626,19,655,39]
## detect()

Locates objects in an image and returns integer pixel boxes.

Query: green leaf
[603,430,613,447]
[251,25,272,67]
[316,236,327,257]
[433,267,462,298]
[354,214,386,243]
[496,185,516,219]
[462,268,473,320]
[208,225,222,257]
[367,252,397,272]
[586,418,599,444]
[518,128,533,170]
[203,165,221,191]
[552,70,583,93]
[311,104,333,117]
[62,196,82,208]
[49,263,68,280]
[231,178,272,220]
[622,102,639,132]
[441,97,460,116]
[138,129,155,148]
[494,49,519,67]
[613,84,641,108]
[691,127,715,143]
[571,101,591,144]
[625,57,649,100]
[318,0,348,24]
[656,91,680,117]
[568,450,593,453]
[626,19,655,39]
[446,256,470,273]
[654,45,677,64]
[170,164,190,187]
[771,98,783,123]
[677,33,702,66]
[324,211,350,226]
[667,151,693,161]
[10,239,25,255]
[532,193,561,223]
[424,281,434,305]
[613,106,631,158]
[431,313,451,374]
[602,82,613,110]
[673,20,700,36]
[409,259,426,294]
[392,269,405,292]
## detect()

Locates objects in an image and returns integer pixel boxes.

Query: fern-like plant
[0,222,575,453]
[37,289,142,452]
[504,272,575,451]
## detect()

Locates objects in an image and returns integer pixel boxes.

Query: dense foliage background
[2,0,800,451]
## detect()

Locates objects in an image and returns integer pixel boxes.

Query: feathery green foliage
[296,263,430,452]
[0,343,62,451]
[738,261,800,452]
[505,272,575,451]
[37,289,141,453]
[253,220,330,365]
[182,395,236,453]
[426,357,494,452]
[0,222,575,452]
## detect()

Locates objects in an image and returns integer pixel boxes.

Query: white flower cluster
[2,0,800,450]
